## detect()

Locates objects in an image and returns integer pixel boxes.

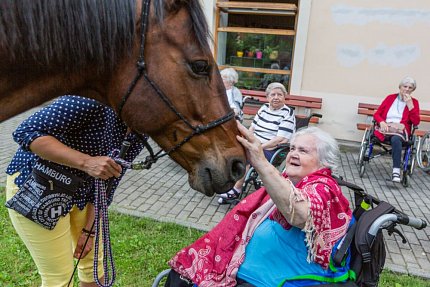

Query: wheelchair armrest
[309,113,322,119]
[276,143,290,150]
[411,125,419,134]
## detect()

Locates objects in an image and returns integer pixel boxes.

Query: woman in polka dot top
[5,95,145,286]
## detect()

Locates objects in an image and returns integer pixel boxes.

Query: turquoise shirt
[237,218,338,287]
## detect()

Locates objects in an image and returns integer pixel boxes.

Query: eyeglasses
[268,93,285,98]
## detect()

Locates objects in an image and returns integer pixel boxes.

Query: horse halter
[117,0,234,168]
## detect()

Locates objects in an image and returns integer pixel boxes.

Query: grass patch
[0,186,429,286]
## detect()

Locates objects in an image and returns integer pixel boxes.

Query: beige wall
[295,0,430,141]
[202,0,430,142]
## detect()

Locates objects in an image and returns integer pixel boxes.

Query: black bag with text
[6,159,84,230]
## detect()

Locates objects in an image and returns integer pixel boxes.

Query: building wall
[299,0,430,142]
[203,0,430,142]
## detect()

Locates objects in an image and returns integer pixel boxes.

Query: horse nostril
[231,158,246,180]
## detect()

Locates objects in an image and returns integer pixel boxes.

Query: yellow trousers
[6,174,103,287]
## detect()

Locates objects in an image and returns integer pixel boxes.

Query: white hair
[265,82,287,96]
[399,76,417,90]
[291,126,340,172]
[220,68,239,84]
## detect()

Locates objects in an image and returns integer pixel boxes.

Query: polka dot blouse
[6,95,145,214]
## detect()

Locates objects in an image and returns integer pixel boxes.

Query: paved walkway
[1,109,429,279]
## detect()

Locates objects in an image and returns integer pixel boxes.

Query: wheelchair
[152,177,427,287]
[357,121,419,187]
[417,130,430,172]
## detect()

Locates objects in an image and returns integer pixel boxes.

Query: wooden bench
[240,89,323,124]
[356,102,430,137]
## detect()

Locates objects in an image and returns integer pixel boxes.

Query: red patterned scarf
[168,168,351,286]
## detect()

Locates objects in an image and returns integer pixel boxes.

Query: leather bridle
[117,0,234,169]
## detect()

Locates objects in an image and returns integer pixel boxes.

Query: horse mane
[0,0,210,71]
[153,0,211,49]
[0,0,136,71]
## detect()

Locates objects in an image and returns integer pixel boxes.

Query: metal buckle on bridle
[136,60,146,71]
[131,155,158,170]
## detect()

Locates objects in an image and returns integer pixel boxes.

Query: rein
[117,0,234,169]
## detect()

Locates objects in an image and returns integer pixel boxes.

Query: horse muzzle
[190,156,246,196]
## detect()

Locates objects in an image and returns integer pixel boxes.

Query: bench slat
[239,89,322,124]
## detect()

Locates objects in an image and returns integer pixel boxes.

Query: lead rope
[92,143,131,286]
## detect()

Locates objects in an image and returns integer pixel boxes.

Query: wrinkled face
[399,83,415,99]
[267,88,286,110]
[284,134,322,185]
[221,76,233,90]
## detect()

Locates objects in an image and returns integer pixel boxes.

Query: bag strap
[332,222,356,266]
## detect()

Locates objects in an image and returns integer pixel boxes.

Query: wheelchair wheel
[270,147,289,173]
[241,167,261,200]
[152,269,170,287]
[417,131,430,171]
[409,135,419,175]
[358,129,371,177]
[401,172,409,187]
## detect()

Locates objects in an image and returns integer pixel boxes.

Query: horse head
[109,0,246,195]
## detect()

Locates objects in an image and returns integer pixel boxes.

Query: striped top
[251,104,295,144]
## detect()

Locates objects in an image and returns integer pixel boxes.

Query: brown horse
[0,0,246,196]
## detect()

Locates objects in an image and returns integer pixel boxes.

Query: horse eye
[190,60,210,76]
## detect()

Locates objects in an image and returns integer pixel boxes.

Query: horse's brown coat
[0,0,246,195]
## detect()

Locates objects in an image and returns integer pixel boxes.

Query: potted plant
[247,46,256,57]
[264,45,279,60]
[235,37,244,57]
[255,48,263,59]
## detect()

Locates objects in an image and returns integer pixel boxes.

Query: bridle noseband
[117,0,234,169]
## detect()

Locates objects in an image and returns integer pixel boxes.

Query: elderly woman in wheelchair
[218,82,296,204]
[221,67,244,122]
[358,77,420,186]
[164,126,353,287]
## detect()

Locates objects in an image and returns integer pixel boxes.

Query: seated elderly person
[218,82,295,204]
[373,76,420,183]
[221,67,244,121]
[166,125,353,287]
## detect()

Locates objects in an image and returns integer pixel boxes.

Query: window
[215,0,299,91]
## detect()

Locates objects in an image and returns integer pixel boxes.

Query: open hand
[236,122,266,167]
[379,121,389,133]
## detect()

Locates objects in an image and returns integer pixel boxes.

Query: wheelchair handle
[397,213,427,230]
[369,214,427,237]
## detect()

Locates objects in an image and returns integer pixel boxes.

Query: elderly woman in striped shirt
[218,82,295,204]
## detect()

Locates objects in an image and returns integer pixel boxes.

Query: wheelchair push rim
[358,128,371,177]
[417,131,430,171]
